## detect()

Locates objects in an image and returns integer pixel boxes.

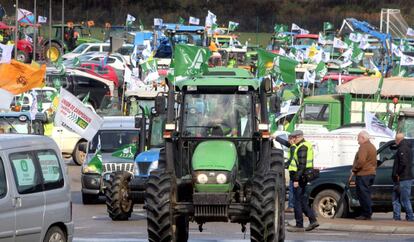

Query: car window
[302,104,330,122]
[88,46,100,52]
[378,143,397,166]
[10,152,42,194]
[0,158,6,199]
[75,76,91,86]
[82,65,93,70]
[107,57,116,64]
[102,45,110,52]
[36,150,64,190]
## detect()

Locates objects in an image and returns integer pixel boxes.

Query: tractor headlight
[197,174,208,184]
[148,160,159,173]
[133,162,139,176]
[216,173,227,184]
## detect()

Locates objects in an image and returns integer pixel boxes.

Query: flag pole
[33,0,37,61]
[62,0,64,54]
[15,0,18,57]
[49,0,52,63]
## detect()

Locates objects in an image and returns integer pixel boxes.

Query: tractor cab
[144,67,285,241]
[0,112,46,135]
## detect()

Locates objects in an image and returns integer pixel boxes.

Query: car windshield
[150,115,165,147]
[398,116,414,138]
[295,38,317,46]
[34,89,56,103]
[88,130,139,153]
[0,117,30,134]
[128,99,155,116]
[172,33,202,46]
[72,44,88,54]
[182,94,253,138]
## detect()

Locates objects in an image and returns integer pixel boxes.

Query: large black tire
[16,50,30,63]
[250,161,285,242]
[43,42,63,63]
[43,226,67,242]
[313,189,348,219]
[106,171,133,221]
[145,170,188,242]
[270,148,284,172]
[82,192,99,204]
[72,141,87,166]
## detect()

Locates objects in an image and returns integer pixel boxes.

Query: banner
[365,111,395,138]
[54,89,103,141]
[154,18,163,26]
[0,43,13,63]
[112,144,137,160]
[38,16,47,23]
[173,44,211,77]
[400,53,414,66]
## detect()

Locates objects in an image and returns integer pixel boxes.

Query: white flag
[333,37,348,49]
[278,47,286,56]
[0,43,13,64]
[349,33,361,42]
[341,48,353,62]
[304,70,316,84]
[38,16,47,23]
[0,88,14,110]
[318,33,326,45]
[312,50,322,63]
[189,16,200,25]
[291,23,301,31]
[154,18,163,26]
[300,28,309,34]
[17,8,34,23]
[400,53,414,66]
[54,89,103,141]
[29,91,38,120]
[392,43,403,57]
[322,51,330,63]
[126,14,136,23]
[365,111,395,138]
[205,10,217,27]
[407,27,414,37]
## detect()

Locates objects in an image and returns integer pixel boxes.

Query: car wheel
[313,189,348,219]
[73,141,87,165]
[43,226,66,242]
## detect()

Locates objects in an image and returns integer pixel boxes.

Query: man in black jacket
[392,133,413,221]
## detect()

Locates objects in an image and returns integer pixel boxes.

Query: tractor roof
[175,67,259,90]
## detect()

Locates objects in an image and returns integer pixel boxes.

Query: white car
[62,43,110,60]
[66,52,129,72]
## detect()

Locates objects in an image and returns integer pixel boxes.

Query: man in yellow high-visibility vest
[287,130,319,232]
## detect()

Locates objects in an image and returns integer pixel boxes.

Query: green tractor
[145,68,285,241]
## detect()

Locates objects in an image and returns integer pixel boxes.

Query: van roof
[0,134,57,150]
[100,116,138,130]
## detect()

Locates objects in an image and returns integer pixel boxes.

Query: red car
[79,63,119,87]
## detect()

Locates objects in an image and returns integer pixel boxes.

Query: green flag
[88,150,103,174]
[178,16,185,25]
[173,44,211,77]
[140,59,158,73]
[228,21,239,32]
[351,46,364,63]
[323,22,334,31]
[212,23,218,32]
[315,61,327,79]
[139,19,144,31]
[111,144,137,160]
[257,49,298,84]
[274,24,288,33]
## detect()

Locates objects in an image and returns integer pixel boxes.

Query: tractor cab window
[182,94,252,138]
[397,116,414,138]
[88,130,139,154]
[0,117,30,134]
[301,104,329,122]
[150,115,166,148]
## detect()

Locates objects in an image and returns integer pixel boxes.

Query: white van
[0,134,73,242]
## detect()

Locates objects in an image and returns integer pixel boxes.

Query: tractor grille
[102,163,134,174]
[137,162,152,175]
[194,205,228,217]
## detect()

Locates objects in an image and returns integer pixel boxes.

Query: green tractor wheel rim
[47,46,60,62]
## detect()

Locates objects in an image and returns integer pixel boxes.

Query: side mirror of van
[155,96,166,115]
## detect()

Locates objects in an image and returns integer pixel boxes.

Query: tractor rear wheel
[43,42,62,63]
[145,170,188,242]
[106,171,133,221]
[250,163,285,241]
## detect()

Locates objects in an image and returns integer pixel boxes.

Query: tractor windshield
[182,94,253,138]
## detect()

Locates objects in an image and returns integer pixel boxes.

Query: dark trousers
[293,180,317,228]
[355,175,375,218]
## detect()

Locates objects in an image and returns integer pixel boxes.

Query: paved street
[67,161,414,242]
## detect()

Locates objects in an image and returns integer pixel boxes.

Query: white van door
[0,157,15,242]
[9,151,45,242]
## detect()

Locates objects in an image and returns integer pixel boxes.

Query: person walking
[286,130,319,232]
[392,133,414,221]
[352,130,377,220]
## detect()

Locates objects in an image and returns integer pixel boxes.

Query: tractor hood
[135,148,160,163]
[192,140,237,171]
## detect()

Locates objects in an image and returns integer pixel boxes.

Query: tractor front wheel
[106,171,133,221]
[250,170,285,242]
[145,170,188,242]
[43,42,63,63]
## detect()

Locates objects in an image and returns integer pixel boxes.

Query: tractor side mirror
[262,77,272,94]
[155,96,166,115]
[134,116,143,129]
[269,94,281,114]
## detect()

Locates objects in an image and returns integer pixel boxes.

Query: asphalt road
[67,160,414,242]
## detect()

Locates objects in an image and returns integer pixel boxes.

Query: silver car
[0,134,73,242]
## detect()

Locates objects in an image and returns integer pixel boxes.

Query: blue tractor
[105,96,166,220]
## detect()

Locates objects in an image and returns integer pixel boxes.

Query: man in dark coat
[392,133,414,221]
